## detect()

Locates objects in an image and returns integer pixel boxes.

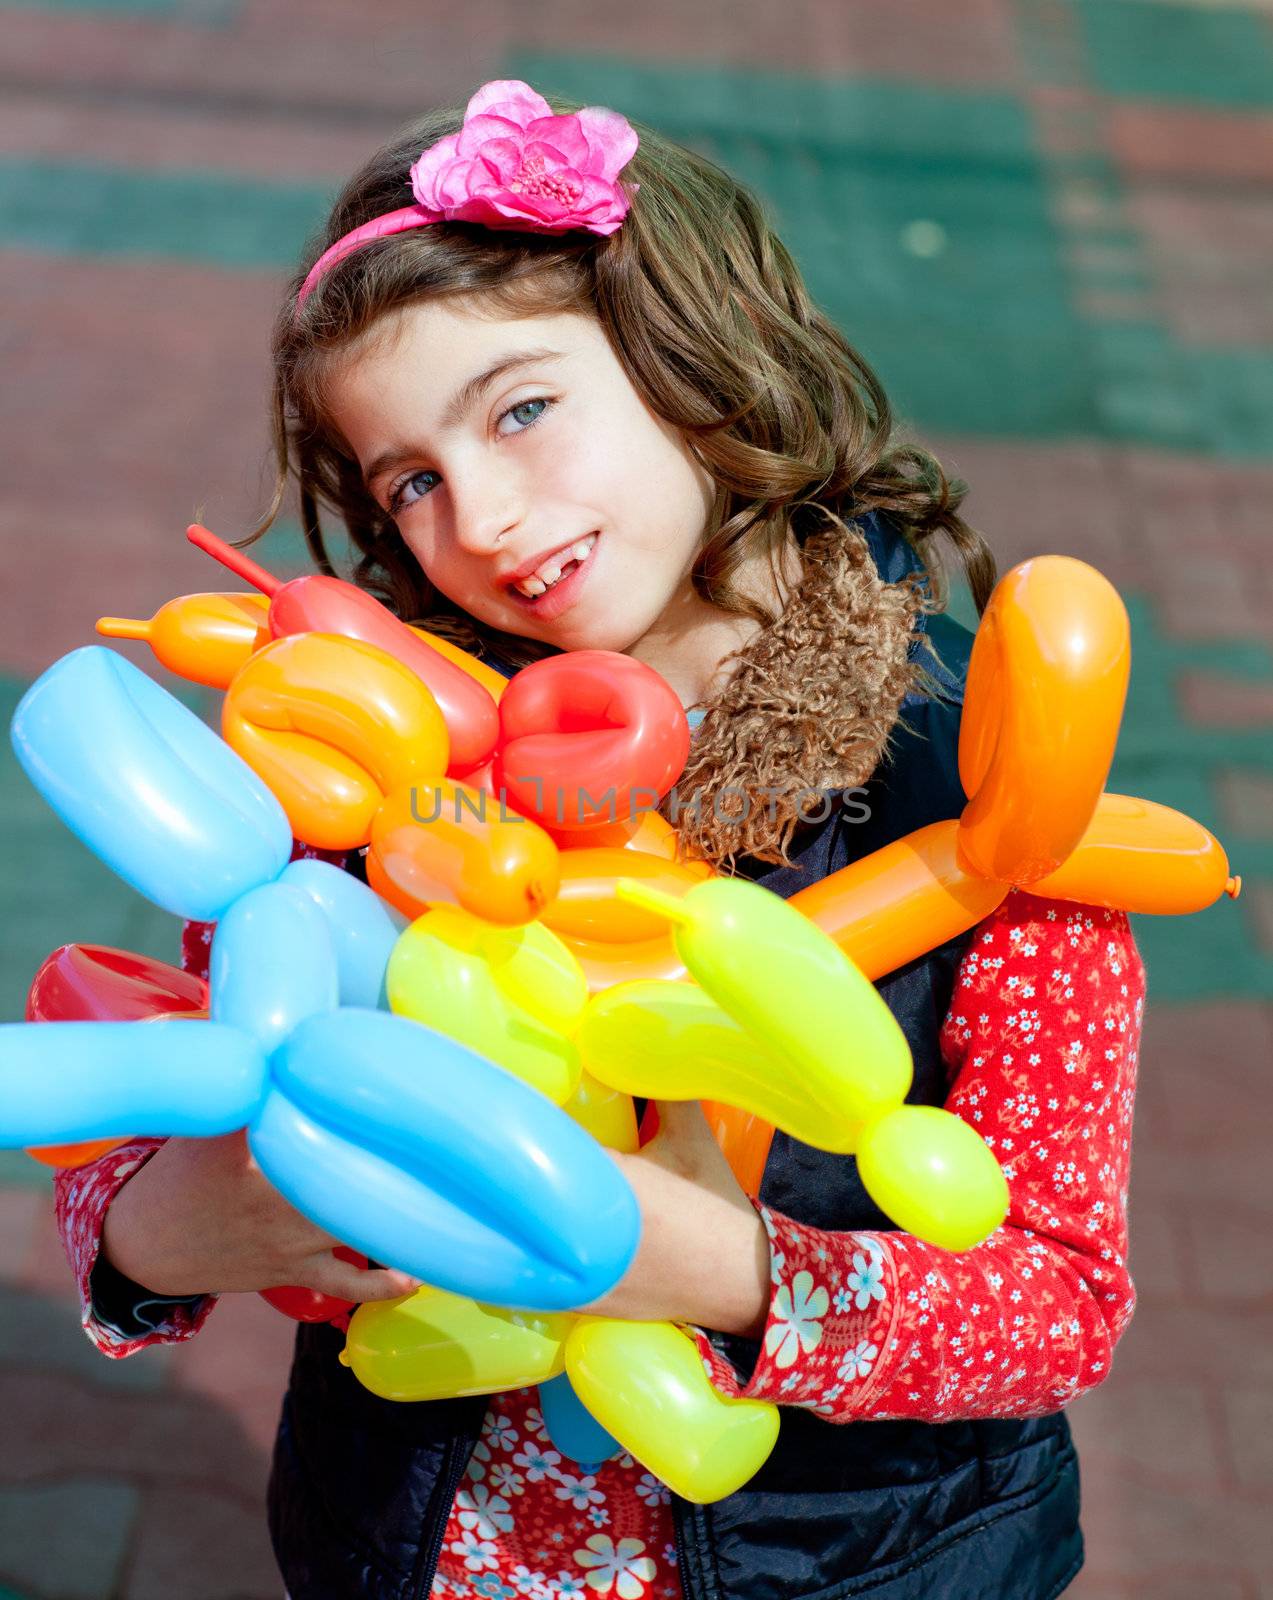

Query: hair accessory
[296,80,639,311]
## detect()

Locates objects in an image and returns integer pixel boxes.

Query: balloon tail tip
[96,617,147,639]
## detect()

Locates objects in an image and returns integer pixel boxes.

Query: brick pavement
[2,2,1271,1595]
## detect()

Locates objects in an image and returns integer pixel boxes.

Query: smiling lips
[509,533,598,599]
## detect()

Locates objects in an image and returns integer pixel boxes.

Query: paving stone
[1066,1457,1273,1587]
[1132,1106,1273,1217]
[0,1189,45,1281]
[1066,1376,1226,1488]
[0,86,369,181]
[1066,1573,1248,1600]
[1109,102,1273,185]
[0,1480,135,1600]
[0,5,488,120]
[1216,770,1273,841]
[1153,558,1273,646]
[0,249,284,540]
[1074,0,1273,110]
[0,1367,270,1498]
[921,436,1138,581]
[1186,347,1273,460]
[11,0,236,18]
[1123,1196,1188,1301]
[0,1283,175,1393]
[2,159,330,269]
[1180,673,1273,729]
[1136,999,1273,1158]
[1178,1194,1273,1301]
[1107,1300,1273,1389]
[1218,1383,1273,1493]
[1127,185,1273,348]
[126,1483,287,1600]
[0,1155,51,1194]
[1248,880,1273,957]
[0,0,1019,120]
[168,1290,297,1458]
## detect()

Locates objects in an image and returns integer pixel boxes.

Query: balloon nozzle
[1226,875,1242,900]
[187,522,282,597]
[96,616,149,640]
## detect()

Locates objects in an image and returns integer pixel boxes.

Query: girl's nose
[449,466,525,556]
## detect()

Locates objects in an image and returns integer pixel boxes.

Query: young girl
[54,80,1144,1600]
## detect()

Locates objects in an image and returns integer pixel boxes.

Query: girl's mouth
[506,532,600,622]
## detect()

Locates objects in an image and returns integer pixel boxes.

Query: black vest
[267,518,1083,1600]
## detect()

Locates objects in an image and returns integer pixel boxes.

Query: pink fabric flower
[410,79,638,237]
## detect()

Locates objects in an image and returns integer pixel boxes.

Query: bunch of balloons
[2,524,1240,1502]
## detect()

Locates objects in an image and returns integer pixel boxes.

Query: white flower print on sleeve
[514,1442,564,1483]
[682,890,1144,1427]
[634,1472,671,1508]
[763,1269,829,1369]
[836,1340,879,1382]
[845,1245,886,1310]
[574,1534,657,1598]
[455,1483,516,1539]
[485,1412,520,1451]
[553,1472,606,1510]
[490,1461,527,1497]
[449,1529,500,1572]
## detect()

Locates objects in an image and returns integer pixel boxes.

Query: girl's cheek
[400,528,439,575]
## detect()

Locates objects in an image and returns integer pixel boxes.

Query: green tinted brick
[513,54,1036,163]
[1187,348,1273,459]
[7,0,231,13]
[0,160,332,269]
[7,0,234,15]
[1075,0,1273,110]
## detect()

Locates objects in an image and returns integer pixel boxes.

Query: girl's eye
[386,397,553,516]
[388,468,440,515]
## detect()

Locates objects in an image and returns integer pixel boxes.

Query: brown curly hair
[245,91,997,874]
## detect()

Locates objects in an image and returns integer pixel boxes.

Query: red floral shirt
[52,886,1144,1600]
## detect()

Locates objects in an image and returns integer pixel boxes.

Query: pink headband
[295,79,639,313]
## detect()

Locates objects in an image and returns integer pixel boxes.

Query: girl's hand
[579,1103,772,1337]
[100,1129,421,1304]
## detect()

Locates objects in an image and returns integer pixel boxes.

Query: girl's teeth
[515,535,597,599]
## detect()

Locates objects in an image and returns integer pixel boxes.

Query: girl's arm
[49,841,370,1362]
[47,920,226,1359]
[687,889,1145,1422]
[53,1138,219,1358]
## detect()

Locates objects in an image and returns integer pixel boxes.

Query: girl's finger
[299,1254,421,1304]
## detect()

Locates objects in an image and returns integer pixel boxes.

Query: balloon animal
[5,536,1242,1504]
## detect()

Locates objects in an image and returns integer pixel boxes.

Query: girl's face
[326,298,719,659]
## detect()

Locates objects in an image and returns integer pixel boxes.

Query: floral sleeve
[52,1138,219,1357]
[690,889,1145,1422]
[49,842,362,1359]
[48,913,224,1359]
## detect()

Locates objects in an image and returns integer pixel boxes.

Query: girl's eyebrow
[362,346,566,491]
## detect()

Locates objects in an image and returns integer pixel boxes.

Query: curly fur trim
[660,519,925,873]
